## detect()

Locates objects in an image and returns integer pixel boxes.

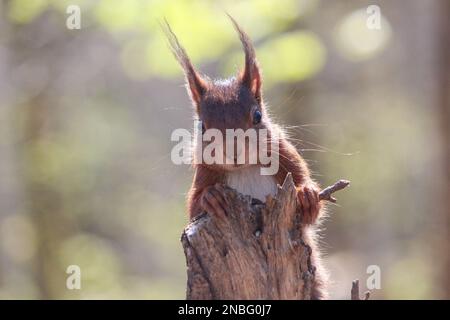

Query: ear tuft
[162,20,207,109]
[227,14,262,103]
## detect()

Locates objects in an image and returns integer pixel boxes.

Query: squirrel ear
[228,15,262,103]
[163,20,207,109]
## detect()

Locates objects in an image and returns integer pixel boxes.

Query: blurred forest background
[0,0,448,299]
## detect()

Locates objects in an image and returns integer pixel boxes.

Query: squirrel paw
[297,184,321,225]
[200,183,229,219]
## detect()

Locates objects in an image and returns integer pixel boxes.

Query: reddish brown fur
[165,17,328,299]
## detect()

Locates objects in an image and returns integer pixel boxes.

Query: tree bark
[181,173,349,300]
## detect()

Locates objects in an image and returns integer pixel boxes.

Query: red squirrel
[166,17,328,299]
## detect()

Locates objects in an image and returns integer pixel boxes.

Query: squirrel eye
[253,110,262,125]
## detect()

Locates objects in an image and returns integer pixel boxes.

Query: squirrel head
[165,16,275,171]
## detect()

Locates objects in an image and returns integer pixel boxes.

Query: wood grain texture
[181,173,317,300]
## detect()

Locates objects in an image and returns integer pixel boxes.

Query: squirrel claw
[200,184,229,219]
[297,184,321,225]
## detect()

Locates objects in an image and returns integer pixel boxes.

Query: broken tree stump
[181,173,349,300]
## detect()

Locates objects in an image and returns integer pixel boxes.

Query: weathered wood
[351,280,371,300]
[181,173,317,300]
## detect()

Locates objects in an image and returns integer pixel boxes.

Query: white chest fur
[225,166,278,202]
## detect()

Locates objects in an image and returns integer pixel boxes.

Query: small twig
[351,279,371,300]
[319,180,350,203]
[351,279,360,300]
